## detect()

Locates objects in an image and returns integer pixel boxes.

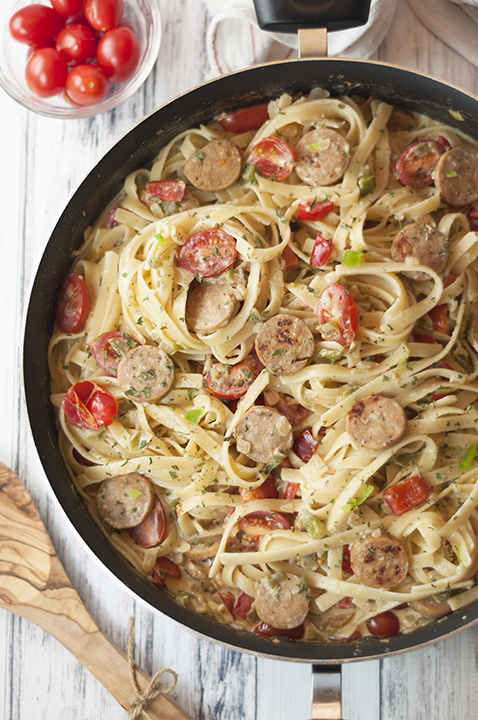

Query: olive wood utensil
[0,462,189,720]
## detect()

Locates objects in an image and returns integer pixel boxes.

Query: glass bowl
[0,0,161,119]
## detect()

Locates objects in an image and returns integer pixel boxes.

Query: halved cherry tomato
[152,555,181,585]
[293,429,317,462]
[234,592,255,618]
[395,139,445,188]
[105,208,120,228]
[51,0,84,15]
[281,243,299,269]
[250,136,295,180]
[145,180,186,204]
[96,26,141,83]
[428,304,450,335]
[127,498,167,548]
[444,273,458,288]
[62,380,117,430]
[342,546,352,577]
[310,233,334,267]
[25,48,68,98]
[219,105,269,133]
[253,622,305,639]
[84,0,124,32]
[56,23,97,65]
[231,510,290,551]
[284,481,300,500]
[316,282,358,347]
[9,5,64,45]
[219,591,236,617]
[383,474,433,516]
[413,332,437,344]
[239,475,278,503]
[56,272,91,333]
[366,611,400,637]
[65,64,109,105]
[90,331,140,376]
[179,228,236,278]
[205,354,264,400]
[297,199,334,222]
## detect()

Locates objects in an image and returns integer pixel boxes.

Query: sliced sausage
[387,107,417,133]
[467,310,478,353]
[255,572,310,629]
[117,345,174,403]
[346,395,406,451]
[184,138,242,191]
[434,147,478,207]
[254,313,314,376]
[391,222,449,281]
[97,472,153,530]
[126,497,167,548]
[295,128,350,186]
[312,606,356,631]
[411,595,452,619]
[350,533,409,589]
[186,282,239,333]
[235,406,293,464]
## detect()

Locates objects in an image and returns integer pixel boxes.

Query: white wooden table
[3,1,478,718]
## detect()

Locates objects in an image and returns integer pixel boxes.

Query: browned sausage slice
[186,282,239,333]
[117,345,174,403]
[346,395,406,451]
[254,314,314,376]
[235,406,293,464]
[350,533,409,589]
[255,572,310,629]
[184,139,242,191]
[391,222,449,281]
[126,497,167,548]
[411,596,451,619]
[295,128,350,186]
[97,472,153,529]
[467,310,478,353]
[434,147,478,207]
[312,606,356,631]
[387,107,417,133]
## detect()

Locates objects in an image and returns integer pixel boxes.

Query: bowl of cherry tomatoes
[0,0,161,118]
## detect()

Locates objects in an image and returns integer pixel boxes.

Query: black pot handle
[251,0,372,33]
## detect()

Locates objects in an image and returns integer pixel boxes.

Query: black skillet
[23,1,478,717]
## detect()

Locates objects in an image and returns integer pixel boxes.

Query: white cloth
[205,0,478,79]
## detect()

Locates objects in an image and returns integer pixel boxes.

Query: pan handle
[308,664,345,720]
[251,0,372,34]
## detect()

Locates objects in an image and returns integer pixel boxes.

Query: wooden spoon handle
[0,463,189,719]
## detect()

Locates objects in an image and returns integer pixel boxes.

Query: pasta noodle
[49,90,478,642]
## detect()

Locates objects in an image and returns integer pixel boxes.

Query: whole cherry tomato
[25,47,68,97]
[56,272,91,332]
[56,23,98,65]
[219,105,269,133]
[250,136,295,180]
[50,0,84,15]
[62,380,117,430]
[316,282,358,347]
[96,26,141,83]
[84,0,124,32]
[366,611,400,637]
[179,228,237,278]
[9,4,64,46]
[65,64,109,105]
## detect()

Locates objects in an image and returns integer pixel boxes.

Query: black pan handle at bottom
[251,0,372,34]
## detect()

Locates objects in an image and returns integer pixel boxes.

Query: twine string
[127,615,178,720]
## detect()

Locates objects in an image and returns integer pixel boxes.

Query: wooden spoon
[0,462,189,720]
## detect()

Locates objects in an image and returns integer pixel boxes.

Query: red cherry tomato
[239,475,278,503]
[250,136,295,180]
[65,64,109,105]
[96,26,141,82]
[51,0,84,15]
[383,474,433,516]
[179,228,237,278]
[219,591,236,617]
[428,304,450,335]
[310,233,333,267]
[90,331,140,376]
[152,556,181,586]
[219,105,269,133]
[366,611,400,637]
[316,282,359,347]
[56,23,97,65]
[84,0,124,31]
[145,180,186,204]
[25,47,68,98]
[234,592,255,618]
[284,481,300,499]
[62,380,117,430]
[265,394,308,426]
[281,243,299,269]
[253,622,305,639]
[126,498,167,548]
[467,207,478,231]
[205,354,264,400]
[297,199,334,221]
[9,5,64,45]
[395,139,445,188]
[56,272,91,332]
[230,510,290,551]
[293,429,317,462]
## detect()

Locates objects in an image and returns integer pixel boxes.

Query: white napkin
[205,0,478,79]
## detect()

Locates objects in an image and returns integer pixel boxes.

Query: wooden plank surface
[2,0,478,718]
